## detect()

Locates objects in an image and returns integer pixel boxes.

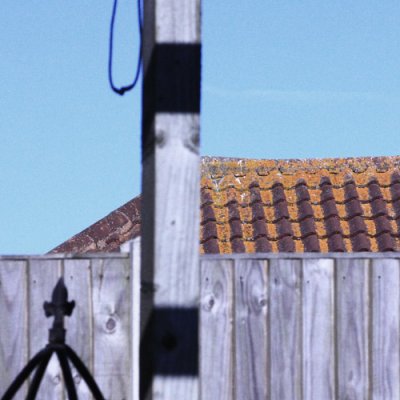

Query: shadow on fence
[1,278,106,400]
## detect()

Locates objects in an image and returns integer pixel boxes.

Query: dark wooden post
[140,0,201,399]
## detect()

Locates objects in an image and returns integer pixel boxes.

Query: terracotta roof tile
[200,188,220,254]
[249,182,272,253]
[51,156,400,254]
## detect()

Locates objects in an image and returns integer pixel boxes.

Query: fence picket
[269,259,302,400]
[64,258,93,398]
[130,238,141,400]
[302,258,335,400]
[92,257,131,399]
[336,258,370,400]
[0,260,28,398]
[372,258,400,400]
[200,259,234,400]
[28,258,63,399]
[234,259,268,400]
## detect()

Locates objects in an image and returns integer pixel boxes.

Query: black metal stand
[1,278,106,400]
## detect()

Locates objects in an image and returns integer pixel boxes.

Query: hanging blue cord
[108,0,143,96]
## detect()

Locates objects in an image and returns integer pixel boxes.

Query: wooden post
[140,0,201,399]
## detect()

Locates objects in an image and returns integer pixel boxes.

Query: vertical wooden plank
[234,259,268,400]
[269,259,302,400]
[302,258,335,400]
[92,257,131,399]
[336,258,370,400]
[64,258,92,399]
[372,258,400,400]
[28,258,63,399]
[0,260,28,397]
[200,260,233,400]
[131,238,141,400]
[140,0,201,398]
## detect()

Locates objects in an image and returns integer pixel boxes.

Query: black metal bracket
[1,278,106,400]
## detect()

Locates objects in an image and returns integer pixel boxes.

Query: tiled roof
[51,156,400,254]
[51,197,141,253]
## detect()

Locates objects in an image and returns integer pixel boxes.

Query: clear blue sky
[1,1,400,254]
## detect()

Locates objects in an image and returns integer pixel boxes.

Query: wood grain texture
[130,237,141,400]
[141,0,201,398]
[155,0,200,42]
[0,256,134,399]
[269,259,302,400]
[234,259,268,400]
[28,258,63,399]
[5,254,400,400]
[302,258,335,400]
[64,258,92,398]
[142,0,200,74]
[0,260,28,397]
[336,258,370,400]
[200,260,233,400]
[372,258,400,400]
[92,257,131,399]
[142,115,200,307]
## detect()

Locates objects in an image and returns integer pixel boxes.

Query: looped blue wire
[108,0,143,96]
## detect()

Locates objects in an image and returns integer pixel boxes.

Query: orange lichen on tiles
[199,156,400,253]
[52,155,400,254]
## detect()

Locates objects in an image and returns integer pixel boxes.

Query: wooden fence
[0,250,138,400]
[1,251,400,399]
[200,254,400,400]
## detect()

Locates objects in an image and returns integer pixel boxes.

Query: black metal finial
[1,278,106,400]
[43,277,75,344]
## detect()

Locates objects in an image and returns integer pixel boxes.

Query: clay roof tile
[51,155,400,254]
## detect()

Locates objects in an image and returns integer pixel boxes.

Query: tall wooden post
[140,1,201,399]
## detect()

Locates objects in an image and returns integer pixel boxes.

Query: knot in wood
[105,316,117,333]
[258,297,267,308]
[183,126,200,154]
[203,294,215,312]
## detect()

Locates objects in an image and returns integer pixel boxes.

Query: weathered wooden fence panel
[337,258,370,400]
[234,259,268,400]
[29,258,63,399]
[64,258,92,398]
[0,254,131,400]
[2,254,400,399]
[0,260,28,397]
[199,255,400,400]
[302,258,335,400]
[371,258,400,399]
[269,258,302,399]
[92,257,131,399]
[200,259,234,400]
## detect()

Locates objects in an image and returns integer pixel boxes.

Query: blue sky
[1,1,400,254]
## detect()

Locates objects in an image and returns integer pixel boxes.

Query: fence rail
[1,251,400,399]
